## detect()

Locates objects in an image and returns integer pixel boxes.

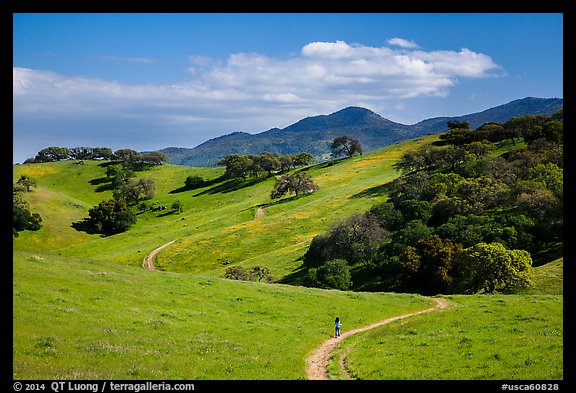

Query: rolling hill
[12,133,563,380]
[160,97,563,167]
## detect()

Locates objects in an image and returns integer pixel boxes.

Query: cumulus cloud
[13,40,503,162]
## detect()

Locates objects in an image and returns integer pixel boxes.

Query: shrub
[303,259,352,290]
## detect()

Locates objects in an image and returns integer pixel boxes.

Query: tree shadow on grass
[349,181,395,199]
[89,177,115,192]
[192,176,272,196]
[70,219,109,237]
[241,192,314,213]
[169,175,228,194]
[278,259,309,286]
[303,157,348,171]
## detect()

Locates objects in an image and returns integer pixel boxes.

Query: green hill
[14,135,437,280]
[12,134,563,380]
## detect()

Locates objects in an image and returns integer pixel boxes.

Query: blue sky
[13,13,563,163]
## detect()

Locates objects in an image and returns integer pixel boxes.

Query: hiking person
[334,317,341,337]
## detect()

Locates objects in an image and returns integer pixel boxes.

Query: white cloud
[13,40,503,162]
[387,37,420,49]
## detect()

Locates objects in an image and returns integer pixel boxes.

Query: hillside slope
[12,134,563,381]
[14,135,438,281]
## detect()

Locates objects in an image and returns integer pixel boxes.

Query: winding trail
[142,239,178,270]
[305,297,450,380]
[143,241,449,379]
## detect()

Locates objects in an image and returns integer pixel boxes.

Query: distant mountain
[411,97,565,133]
[160,97,563,167]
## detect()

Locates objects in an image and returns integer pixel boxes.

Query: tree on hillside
[331,135,363,158]
[303,259,352,290]
[224,265,274,283]
[13,177,42,237]
[304,212,388,267]
[293,152,315,167]
[34,146,71,162]
[113,177,156,204]
[113,148,141,163]
[270,170,319,199]
[140,151,170,166]
[16,175,37,192]
[399,234,463,294]
[86,198,136,234]
[451,242,533,294]
[258,152,282,175]
[218,154,253,180]
[185,175,205,189]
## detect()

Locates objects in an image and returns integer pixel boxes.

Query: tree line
[302,111,563,294]
[217,152,315,180]
[24,146,169,170]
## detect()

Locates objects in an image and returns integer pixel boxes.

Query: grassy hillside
[13,135,438,280]
[524,257,563,295]
[13,134,563,380]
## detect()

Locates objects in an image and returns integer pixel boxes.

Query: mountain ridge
[160,97,563,167]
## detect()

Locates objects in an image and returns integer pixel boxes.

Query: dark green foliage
[224,265,274,283]
[16,175,37,191]
[33,146,71,162]
[86,198,136,234]
[303,110,562,294]
[447,120,470,129]
[303,212,387,266]
[13,206,42,232]
[113,178,155,204]
[270,171,319,199]
[13,176,42,236]
[171,200,183,213]
[185,175,205,189]
[24,146,167,168]
[331,135,363,158]
[451,242,533,294]
[218,151,315,180]
[439,128,475,145]
[303,259,352,290]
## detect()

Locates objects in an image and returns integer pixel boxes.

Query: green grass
[523,257,563,295]
[13,136,436,279]
[13,249,431,379]
[328,295,562,380]
[13,135,564,380]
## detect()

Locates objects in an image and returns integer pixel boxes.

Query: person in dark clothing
[334,317,341,337]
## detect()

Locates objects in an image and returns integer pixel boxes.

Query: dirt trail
[255,207,265,219]
[305,297,450,380]
[142,240,178,270]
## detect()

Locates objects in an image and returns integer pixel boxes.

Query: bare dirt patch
[255,207,265,219]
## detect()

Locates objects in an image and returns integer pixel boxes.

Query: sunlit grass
[328,295,562,380]
[13,250,431,379]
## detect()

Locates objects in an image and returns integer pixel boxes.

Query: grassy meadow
[327,293,562,380]
[13,134,564,380]
[13,249,432,379]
